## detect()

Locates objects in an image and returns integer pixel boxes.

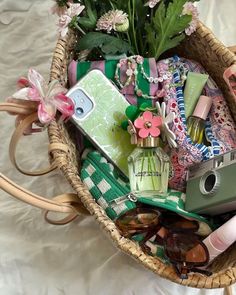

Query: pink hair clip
[12,69,75,125]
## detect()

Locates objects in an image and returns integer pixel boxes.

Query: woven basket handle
[228,45,236,54]
[0,101,89,225]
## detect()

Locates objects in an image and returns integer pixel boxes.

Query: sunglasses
[115,208,211,279]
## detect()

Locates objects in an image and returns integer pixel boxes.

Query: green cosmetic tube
[184,72,209,119]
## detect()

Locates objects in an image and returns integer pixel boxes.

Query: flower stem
[128,0,139,55]
[132,0,139,55]
[126,32,132,48]
[74,22,86,35]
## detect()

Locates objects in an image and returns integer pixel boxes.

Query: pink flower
[182,2,199,36]
[67,3,84,17]
[12,69,74,124]
[51,0,73,17]
[134,111,162,139]
[96,10,129,33]
[58,14,73,37]
[58,3,85,38]
[144,0,161,8]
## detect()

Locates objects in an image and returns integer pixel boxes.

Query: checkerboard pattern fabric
[81,150,136,219]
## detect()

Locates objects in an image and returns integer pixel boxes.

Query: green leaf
[78,0,97,29]
[85,0,97,23]
[125,105,139,121]
[145,0,193,59]
[77,32,132,55]
[78,17,96,30]
[121,120,129,131]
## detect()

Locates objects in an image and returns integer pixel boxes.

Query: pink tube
[203,216,236,262]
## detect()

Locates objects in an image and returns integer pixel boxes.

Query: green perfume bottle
[187,95,213,144]
[128,137,170,197]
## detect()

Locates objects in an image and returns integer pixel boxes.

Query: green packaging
[183,72,209,118]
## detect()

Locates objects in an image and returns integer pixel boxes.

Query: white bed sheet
[0,1,235,294]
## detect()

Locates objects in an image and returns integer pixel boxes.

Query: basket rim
[48,21,236,289]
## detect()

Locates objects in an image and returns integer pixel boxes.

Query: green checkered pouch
[80,149,137,220]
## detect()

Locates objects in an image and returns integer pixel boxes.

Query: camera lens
[204,174,216,193]
[76,107,84,115]
[200,170,220,196]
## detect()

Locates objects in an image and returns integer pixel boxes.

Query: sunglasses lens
[165,233,208,264]
[161,213,199,232]
[185,243,207,263]
[116,208,160,233]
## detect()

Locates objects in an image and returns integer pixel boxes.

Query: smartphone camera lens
[76,107,84,116]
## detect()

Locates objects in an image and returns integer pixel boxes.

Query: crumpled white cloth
[0,0,235,294]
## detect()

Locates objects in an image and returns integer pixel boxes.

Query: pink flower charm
[58,3,85,38]
[136,56,144,64]
[12,69,75,124]
[126,68,134,77]
[134,111,162,139]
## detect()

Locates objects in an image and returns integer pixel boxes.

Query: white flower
[67,3,85,17]
[156,102,177,148]
[182,2,199,36]
[58,14,72,37]
[144,0,161,8]
[57,3,85,38]
[96,10,129,33]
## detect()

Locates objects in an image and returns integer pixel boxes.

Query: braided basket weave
[48,22,236,289]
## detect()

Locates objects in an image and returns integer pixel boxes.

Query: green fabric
[138,191,210,225]
[76,61,91,81]
[80,149,136,220]
[104,60,117,80]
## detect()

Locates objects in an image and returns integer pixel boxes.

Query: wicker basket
[48,22,236,290]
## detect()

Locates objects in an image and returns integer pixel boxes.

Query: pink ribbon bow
[13,69,74,124]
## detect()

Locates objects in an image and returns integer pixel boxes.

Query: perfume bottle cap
[192,95,213,120]
[137,137,161,148]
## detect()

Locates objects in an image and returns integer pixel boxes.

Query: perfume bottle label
[135,172,161,177]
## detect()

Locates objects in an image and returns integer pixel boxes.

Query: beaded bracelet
[114,55,183,100]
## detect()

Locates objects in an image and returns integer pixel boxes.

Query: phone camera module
[76,107,84,116]
[70,89,94,119]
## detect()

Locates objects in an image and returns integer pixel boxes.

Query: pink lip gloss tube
[203,216,236,263]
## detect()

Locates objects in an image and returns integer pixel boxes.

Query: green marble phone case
[69,69,134,176]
